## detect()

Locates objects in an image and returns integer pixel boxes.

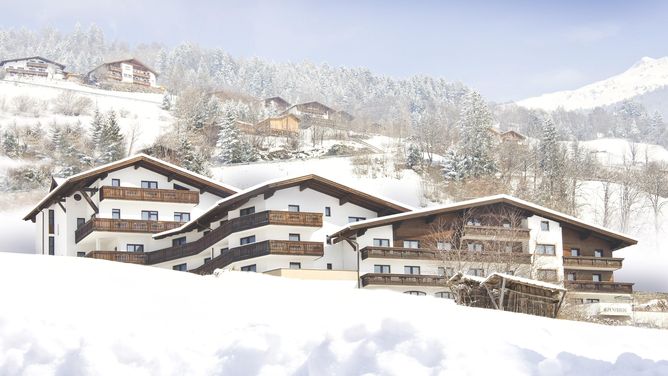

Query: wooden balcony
[100,186,199,204]
[565,281,633,294]
[191,240,324,275]
[563,256,623,270]
[361,273,448,287]
[26,62,48,68]
[5,68,48,77]
[75,218,182,243]
[462,225,530,239]
[360,246,532,264]
[85,251,148,264]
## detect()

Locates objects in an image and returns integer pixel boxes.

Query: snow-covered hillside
[518,57,668,111]
[0,79,169,151]
[1,252,667,375]
[574,138,668,166]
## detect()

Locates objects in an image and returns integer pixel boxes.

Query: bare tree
[640,161,668,235]
[126,122,143,156]
[618,152,642,233]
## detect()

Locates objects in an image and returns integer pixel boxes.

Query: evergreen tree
[161,93,172,110]
[538,117,567,207]
[97,110,125,164]
[2,131,20,158]
[216,110,242,163]
[441,150,468,181]
[406,143,422,170]
[177,135,207,174]
[90,108,104,155]
[455,91,497,178]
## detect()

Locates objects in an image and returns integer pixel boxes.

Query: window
[76,218,86,229]
[172,237,187,247]
[48,209,55,234]
[437,267,446,276]
[445,267,455,277]
[127,244,144,253]
[403,240,420,249]
[467,242,484,252]
[592,274,602,282]
[437,241,452,250]
[585,299,600,304]
[501,220,512,228]
[48,237,55,255]
[327,263,333,270]
[240,236,256,245]
[404,266,420,275]
[141,210,159,221]
[241,264,257,272]
[141,181,158,189]
[537,269,558,281]
[373,238,390,247]
[374,265,391,273]
[240,207,255,216]
[540,221,550,231]
[435,291,454,299]
[348,216,366,223]
[289,262,301,269]
[204,257,211,263]
[567,272,576,281]
[174,212,190,222]
[594,249,603,258]
[173,183,188,191]
[111,178,120,187]
[220,247,228,255]
[288,205,300,212]
[570,248,580,257]
[112,209,121,219]
[404,291,426,296]
[468,268,485,277]
[466,217,481,226]
[289,233,301,241]
[172,263,187,272]
[324,207,331,217]
[77,252,86,257]
[535,244,556,255]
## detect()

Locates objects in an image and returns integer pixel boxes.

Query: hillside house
[263,97,291,112]
[0,56,66,80]
[86,58,158,88]
[256,114,300,135]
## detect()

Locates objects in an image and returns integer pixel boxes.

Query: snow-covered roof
[328,194,637,248]
[23,154,239,221]
[154,174,414,239]
[0,56,66,69]
[448,272,486,284]
[482,273,566,292]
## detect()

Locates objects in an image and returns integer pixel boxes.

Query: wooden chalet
[86,58,159,88]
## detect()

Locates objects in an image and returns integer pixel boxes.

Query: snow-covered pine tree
[177,135,207,175]
[90,108,104,157]
[216,110,242,164]
[406,143,422,170]
[455,91,496,178]
[97,110,125,164]
[2,130,20,158]
[161,93,172,111]
[441,150,468,181]
[538,117,566,208]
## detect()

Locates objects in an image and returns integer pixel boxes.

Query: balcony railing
[360,246,532,264]
[140,210,323,265]
[85,251,148,264]
[360,273,448,287]
[5,68,48,76]
[565,281,633,294]
[100,186,200,204]
[75,218,182,243]
[563,256,623,270]
[191,240,324,275]
[462,225,531,239]
[26,62,48,68]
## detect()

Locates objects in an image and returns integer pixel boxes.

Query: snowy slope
[0,79,170,151]
[1,252,667,375]
[518,57,668,111]
[572,138,668,166]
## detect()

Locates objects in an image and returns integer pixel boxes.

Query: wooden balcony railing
[191,240,324,275]
[360,246,532,264]
[564,281,633,294]
[361,273,448,287]
[5,68,48,77]
[463,225,531,239]
[26,62,48,68]
[85,251,148,264]
[100,186,200,204]
[143,210,323,265]
[563,256,623,269]
[75,218,182,243]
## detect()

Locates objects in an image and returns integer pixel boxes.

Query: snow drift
[1,253,667,375]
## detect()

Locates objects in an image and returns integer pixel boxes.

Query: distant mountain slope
[518,57,668,112]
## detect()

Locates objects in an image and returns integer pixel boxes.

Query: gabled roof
[154,174,413,239]
[0,56,66,69]
[89,58,158,76]
[501,130,526,140]
[285,101,336,114]
[264,97,291,107]
[23,154,238,221]
[328,194,637,249]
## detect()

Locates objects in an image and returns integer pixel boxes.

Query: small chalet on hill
[256,114,300,135]
[263,97,291,112]
[0,56,66,80]
[86,58,158,88]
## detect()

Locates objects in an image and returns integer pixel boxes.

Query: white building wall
[528,215,565,283]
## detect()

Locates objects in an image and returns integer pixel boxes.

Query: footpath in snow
[1,253,667,375]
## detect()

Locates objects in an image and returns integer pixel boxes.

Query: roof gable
[23,154,237,221]
[0,56,66,69]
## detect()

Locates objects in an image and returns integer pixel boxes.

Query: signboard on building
[596,303,632,316]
